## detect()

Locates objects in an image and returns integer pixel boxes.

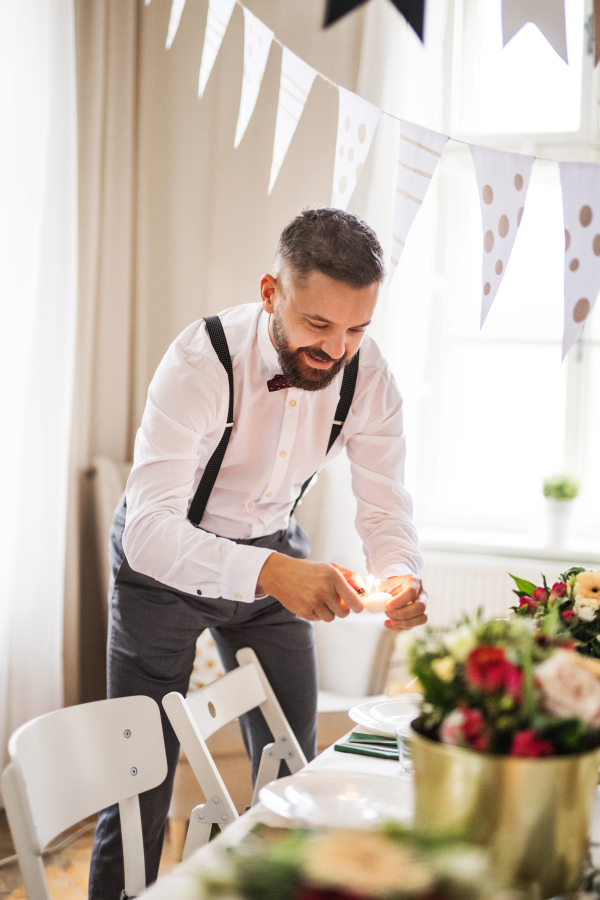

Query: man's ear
[260,274,277,313]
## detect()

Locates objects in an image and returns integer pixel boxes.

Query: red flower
[551,581,568,598]
[532,586,549,602]
[510,730,554,758]
[519,596,537,615]
[561,609,576,624]
[460,706,488,752]
[466,646,523,699]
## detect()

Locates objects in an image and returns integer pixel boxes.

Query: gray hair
[274,207,386,288]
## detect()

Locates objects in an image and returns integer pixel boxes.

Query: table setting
[141,565,600,900]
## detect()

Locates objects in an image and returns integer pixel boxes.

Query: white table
[140,736,408,899]
[141,739,600,899]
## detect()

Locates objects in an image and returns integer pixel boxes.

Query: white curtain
[0,0,78,771]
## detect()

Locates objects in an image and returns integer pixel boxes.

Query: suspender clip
[226,422,234,427]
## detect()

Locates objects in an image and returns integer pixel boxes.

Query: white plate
[259,771,413,828]
[349,696,421,737]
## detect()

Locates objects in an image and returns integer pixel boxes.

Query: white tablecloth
[140,737,600,899]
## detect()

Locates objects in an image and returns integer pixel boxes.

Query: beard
[271,308,351,392]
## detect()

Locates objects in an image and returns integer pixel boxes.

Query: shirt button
[280,450,287,458]
[235,593,242,600]
[289,399,296,407]
[247,502,253,509]
[197,590,202,596]
[265,492,272,498]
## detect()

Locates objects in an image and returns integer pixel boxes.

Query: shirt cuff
[220,543,276,602]
[378,563,415,581]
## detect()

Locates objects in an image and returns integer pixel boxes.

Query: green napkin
[334,731,399,760]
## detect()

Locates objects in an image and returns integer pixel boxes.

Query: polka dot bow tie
[267,374,289,392]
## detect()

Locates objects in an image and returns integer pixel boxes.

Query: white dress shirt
[123,303,423,602]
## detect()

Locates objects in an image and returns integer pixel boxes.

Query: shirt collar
[258,309,281,376]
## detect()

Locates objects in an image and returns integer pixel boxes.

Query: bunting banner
[470,145,534,327]
[388,119,448,286]
[198,0,236,99]
[559,162,600,359]
[234,8,274,149]
[324,0,425,41]
[502,0,568,64]
[166,0,186,49]
[268,48,317,194]
[332,87,381,211]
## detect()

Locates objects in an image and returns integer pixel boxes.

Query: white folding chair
[162,646,307,859]
[1,696,167,900]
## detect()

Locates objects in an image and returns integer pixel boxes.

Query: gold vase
[412,728,600,899]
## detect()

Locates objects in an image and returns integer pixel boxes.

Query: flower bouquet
[511,567,600,658]
[407,616,600,896]
[200,823,522,900]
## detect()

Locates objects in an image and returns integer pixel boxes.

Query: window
[383,0,600,552]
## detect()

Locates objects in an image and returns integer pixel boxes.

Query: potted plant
[543,474,578,547]
[510,567,600,657]
[408,616,600,897]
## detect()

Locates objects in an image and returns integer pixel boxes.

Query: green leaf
[508,574,537,595]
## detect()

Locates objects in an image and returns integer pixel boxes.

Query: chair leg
[182,808,213,859]
[168,817,188,862]
[252,743,281,806]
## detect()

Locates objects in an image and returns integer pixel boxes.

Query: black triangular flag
[324,0,424,41]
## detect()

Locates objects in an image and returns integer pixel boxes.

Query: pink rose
[532,587,549,602]
[561,609,576,624]
[441,705,487,752]
[536,650,600,727]
[551,582,568,599]
[511,730,554,758]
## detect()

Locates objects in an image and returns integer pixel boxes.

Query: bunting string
[158,0,597,356]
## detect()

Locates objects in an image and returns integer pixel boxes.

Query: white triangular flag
[470,145,535,327]
[198,0,236,99]
[331,88,381,211]
[559,162,600,359]
[268,48,317,195]
[234,8,274,149]
[166,0,186,49]
[502,0,568,64]
[388,119,449,286]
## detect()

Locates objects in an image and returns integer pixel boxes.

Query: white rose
[443,625,476,662]
[535,649,600,727]
[574,600,597,622]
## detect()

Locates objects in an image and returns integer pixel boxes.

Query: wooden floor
[0,811,179,899]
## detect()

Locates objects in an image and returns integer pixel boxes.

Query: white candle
[361,591,393,613]
[360,575,392,613]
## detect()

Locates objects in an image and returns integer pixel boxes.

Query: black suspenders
[187,315,359,527]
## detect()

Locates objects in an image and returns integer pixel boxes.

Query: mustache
[300,346,347,364]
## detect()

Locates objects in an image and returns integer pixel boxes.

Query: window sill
[417,526,600,566]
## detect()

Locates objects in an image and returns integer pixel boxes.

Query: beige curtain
[66,0,368,703]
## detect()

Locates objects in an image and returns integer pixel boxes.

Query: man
[89,207,426,899]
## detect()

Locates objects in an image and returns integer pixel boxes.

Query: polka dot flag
[387,119,449,288]
[332,87,381,212]
[234,7,274,149]
[470,145,534,328]
[559,162,600,359]
[198,0,236,99]
[268,48,317,195]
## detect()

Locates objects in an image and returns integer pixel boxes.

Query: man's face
[261,269,379,391]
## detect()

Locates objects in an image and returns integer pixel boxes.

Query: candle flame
[366,573,375,591]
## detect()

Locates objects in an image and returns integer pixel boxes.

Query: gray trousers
[88,496,317,900]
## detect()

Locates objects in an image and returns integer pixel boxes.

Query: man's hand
[379,575,427,632]
[257,554,365,622]
[331,563,367,595]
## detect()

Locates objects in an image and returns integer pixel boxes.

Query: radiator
[422,551,578,626]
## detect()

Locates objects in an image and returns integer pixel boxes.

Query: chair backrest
[5,695,167,851]
[184,662,266,740]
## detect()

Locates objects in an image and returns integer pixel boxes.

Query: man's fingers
[384,613,428,631]
[331,570,364,613]
[331,563,367,593]
[324,594,350,619]
[387,600,427,621]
